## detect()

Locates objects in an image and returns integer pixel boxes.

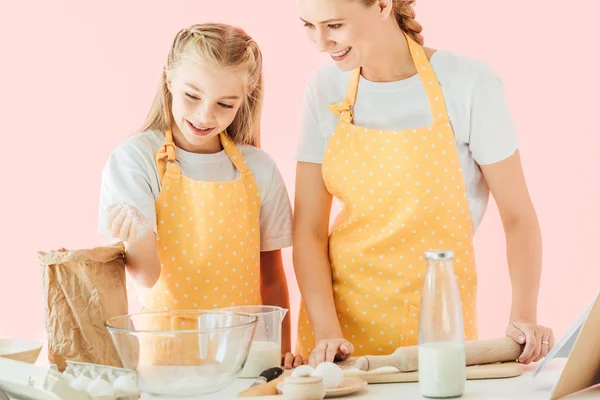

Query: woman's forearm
[505,214,542,323]
[293,234,342,340]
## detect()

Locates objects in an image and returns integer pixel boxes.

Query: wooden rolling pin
[344,362,524,383]
[339,337,523,372]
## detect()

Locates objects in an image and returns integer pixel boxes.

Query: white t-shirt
[295,50,519,232]
[98,130,293,252]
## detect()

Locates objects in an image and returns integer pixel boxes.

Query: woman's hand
[282,352,308,369]
[309,338,354,367]
[506,320,555,364]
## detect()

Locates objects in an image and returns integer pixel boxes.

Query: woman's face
[299,0,391,71]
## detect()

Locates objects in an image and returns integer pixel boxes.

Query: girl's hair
[356,0,423,45]
[139,23,263,147]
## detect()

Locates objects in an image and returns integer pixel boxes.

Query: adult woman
[292,0,554,367]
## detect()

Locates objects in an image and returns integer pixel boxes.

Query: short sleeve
[259,162,293,252]
[295,79,328,164]
[468,64,520,165]
[97,144,158,242]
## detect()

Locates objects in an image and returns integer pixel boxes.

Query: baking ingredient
[70,375,93,392]
[87,378,115,398]
[102,371,117,385]
[39,243,127,371]
[239,341,281,378]
[418,341,466,398]
[46,375,91,400]
[61,372,75,383]
[311,362,344,389]
[48,361,138,399]
[291,365,315,378]
[136,365,237,396]
[112,374,139,395]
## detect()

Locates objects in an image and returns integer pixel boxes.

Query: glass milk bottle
[418,250,466,398]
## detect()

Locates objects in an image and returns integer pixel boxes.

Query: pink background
[1,0,599,360]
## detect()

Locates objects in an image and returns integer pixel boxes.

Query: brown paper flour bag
[39,242,128,371]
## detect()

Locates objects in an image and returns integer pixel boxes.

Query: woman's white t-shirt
[295,50,519,232]
[98,130,293,251]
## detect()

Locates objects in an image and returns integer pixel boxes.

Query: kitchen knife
[247,367,284,388]
[237,368,288,397]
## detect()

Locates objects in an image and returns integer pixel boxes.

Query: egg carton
[45,361,140,400]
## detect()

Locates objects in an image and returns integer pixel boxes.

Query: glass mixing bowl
[105,310,258,397]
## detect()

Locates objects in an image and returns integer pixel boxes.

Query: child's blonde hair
[140,23,263,147]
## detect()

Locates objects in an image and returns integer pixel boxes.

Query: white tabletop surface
[148,358,598,400]
[3,355,597,400]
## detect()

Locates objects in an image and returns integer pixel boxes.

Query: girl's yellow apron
[139,128,262,365]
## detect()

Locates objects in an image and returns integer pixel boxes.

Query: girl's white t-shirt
[98,130,293,251]
[295,50,520,232]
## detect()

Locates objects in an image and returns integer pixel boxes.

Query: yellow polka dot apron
[137,129,262,365]
[142,128,262,312]
[295,34,478,359]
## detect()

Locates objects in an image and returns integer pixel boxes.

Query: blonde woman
[98,23,304,368]
[293,0,554,367]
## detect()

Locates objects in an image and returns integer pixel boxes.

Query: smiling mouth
[187,120,215,136]
[331,47,352,57]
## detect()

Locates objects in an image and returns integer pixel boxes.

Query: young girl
[293,0,554,367]
[98,23,304,369]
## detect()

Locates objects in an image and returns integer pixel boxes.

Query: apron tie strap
[155,129,178,182]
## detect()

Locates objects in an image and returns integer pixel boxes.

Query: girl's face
[299,0,389,71]
[168,59,245,152]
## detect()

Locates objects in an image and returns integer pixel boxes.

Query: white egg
[311,362,344,389]
[291,365,315,378]
[103,371,117,385]
[87,377,115,397]
[112,375,139,395]
[70,375,93,392]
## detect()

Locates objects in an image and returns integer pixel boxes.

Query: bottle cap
[424,250,454,260]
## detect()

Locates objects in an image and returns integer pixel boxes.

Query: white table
[176,358,600,400]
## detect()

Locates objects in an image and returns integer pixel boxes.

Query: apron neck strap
[404,32,450,125]
[220,132,251,176]
[335,32,450,126]
[155,129,252,182]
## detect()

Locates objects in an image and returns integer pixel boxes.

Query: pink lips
[187,120,215,137]
[331,47,351,62]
